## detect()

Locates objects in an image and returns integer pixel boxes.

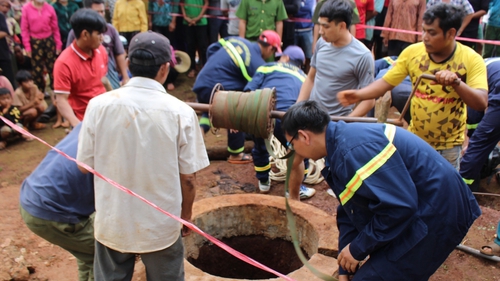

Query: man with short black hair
[282,100,481,281]
[67,0,130,89]
[54,8,108,127]
[77,31,209,280]
[339,3,488,169]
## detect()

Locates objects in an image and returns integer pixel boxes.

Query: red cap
[258,30,282,53]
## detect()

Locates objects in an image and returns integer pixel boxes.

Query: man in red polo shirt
[54,9,108,127]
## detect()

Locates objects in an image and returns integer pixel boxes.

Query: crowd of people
[0,0,499,280]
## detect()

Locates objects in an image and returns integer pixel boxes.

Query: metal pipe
[186,103,404,127]
[456,244,500,262]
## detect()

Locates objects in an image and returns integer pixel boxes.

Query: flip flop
[480,242,500,256]
[31,122,46,130]
[227,153,253,164]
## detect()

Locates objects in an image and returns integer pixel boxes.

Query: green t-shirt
[312,0,360,25]
[183,0,208,26]
[235,0,288,39]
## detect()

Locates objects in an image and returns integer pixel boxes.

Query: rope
[210,89,276,139]
[268,135,325,184]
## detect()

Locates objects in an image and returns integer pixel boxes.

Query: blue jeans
[294,29,313,59]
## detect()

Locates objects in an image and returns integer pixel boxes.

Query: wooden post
[375,91,392,123]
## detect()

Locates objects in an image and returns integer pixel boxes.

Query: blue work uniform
[244,62,309,182]
[193,36,266,155]
[460,57,500,188]
[322,121,480,280]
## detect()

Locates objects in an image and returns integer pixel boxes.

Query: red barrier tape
[0,115,296,281]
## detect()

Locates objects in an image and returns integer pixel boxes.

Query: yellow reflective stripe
[304,169,309,175]
[227,146,245,154]
[200,116,211,126]
[467,123,479,130]
[383,56,395,66]
[254,164,271,172]
[339,124,397,205]
[462,178,474,185]
[256,65,306,82]
[219,38,252,82]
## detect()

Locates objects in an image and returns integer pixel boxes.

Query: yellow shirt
[112,0,148,33]
[383,42,487,150]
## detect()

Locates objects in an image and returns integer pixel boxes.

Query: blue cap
[276,46,305,64]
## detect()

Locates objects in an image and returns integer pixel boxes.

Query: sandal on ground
[0,141,6,150]
[480,242,500,256]
[31,122,47,130]
[227,153,253,164]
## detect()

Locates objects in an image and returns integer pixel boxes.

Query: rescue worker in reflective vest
[193,30,281,164]
[244,45,315,200]
[281,100,481,281]
[461,57,500,191]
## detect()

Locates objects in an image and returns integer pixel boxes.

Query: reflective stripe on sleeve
[339,124,397,205]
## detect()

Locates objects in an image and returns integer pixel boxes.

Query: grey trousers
[94,234,185,281]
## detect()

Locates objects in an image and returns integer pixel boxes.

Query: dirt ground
[1,74,500,280]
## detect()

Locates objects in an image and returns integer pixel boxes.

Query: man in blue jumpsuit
[193,30,281,163]
[244,45,315,200]
[461,57,500,191]
[281,101,481,281]
[19,123,95,281]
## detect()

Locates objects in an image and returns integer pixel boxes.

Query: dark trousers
[282,21,295,50]
[153,25,176,44]
[185,24,208,71]
[173,17,187,52]
[373,6,388,59]
[387,40,411,57]
[120,31,140,50]
[252,119,309,183]
[460,99,500,185]
[31,36,56,91]
[0,58,15,88]
[208,18,228,45]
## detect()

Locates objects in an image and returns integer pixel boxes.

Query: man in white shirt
[77,31,209,280]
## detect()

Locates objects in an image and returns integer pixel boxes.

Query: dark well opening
[187,235,309,279]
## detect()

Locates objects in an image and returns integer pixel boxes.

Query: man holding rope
[77,31,209,280]
[244,45,316,200]
[338,3,488,169]
[281,100,481,281]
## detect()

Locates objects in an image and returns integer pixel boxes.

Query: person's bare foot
[52,120,63,129]
[61,120,70,128]
[167,83,175,91]
[187,69,196,78]
[0,141,6,150]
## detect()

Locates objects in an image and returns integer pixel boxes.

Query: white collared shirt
[77,77,209,252]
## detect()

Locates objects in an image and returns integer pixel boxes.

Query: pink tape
[0,116,296,281]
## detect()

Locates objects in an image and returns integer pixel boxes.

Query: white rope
[268,135,325,185]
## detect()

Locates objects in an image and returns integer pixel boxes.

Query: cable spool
[209,87,276,139]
